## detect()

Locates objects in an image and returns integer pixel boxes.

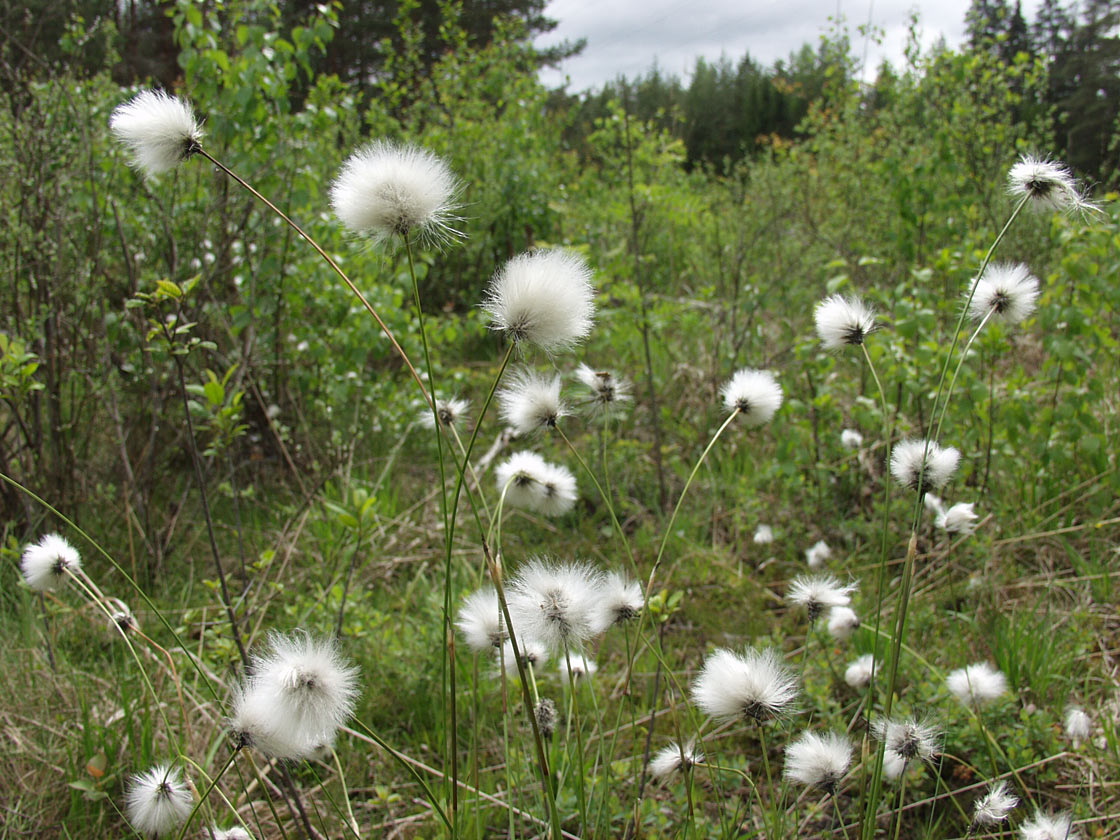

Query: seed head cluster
[691,647,799,723]
[110,90,203,178]
[890,439,961,493]
[125,764,194,837]
[720,368,783,426]
[783,731,853,793]
[814,294,877,350]
[20,533,82,591]
[968,263,1040,326]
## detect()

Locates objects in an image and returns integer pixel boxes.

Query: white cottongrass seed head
[110,90,203,178]
[805,539,831,569]
[972,780,1019,827]
[947,662,1007,705]
[420,396,470,429]
[594,570,644,629]
[873,717,941,764]
[827,606,860,640]
[533,460,579,517]
[559,653,597,681]
[691,647,799,723]
[883,749,908,782]
[814,294,877,350]
[937,502,979,535]
[20,533,82,591]
[574,363,632,419]
[650,741,704,779]
[1018,810,1080,840]
[210,829,253,840]
[125,763,194,837]
[720,368,783,426]
[968,263,1041,326]
[483,249,596,352]
[231,632,359,759]
[840,428,864,449]
[1008,154,1096,214]
[787,574,856,621]
[499,636,550,669]
[507,559,604,651]
[783,731,853,793]
[494,451,577,516]
[497,370,567,435]
[1064,707,1091,742]
[456,587,506,652]
[753,523,774,544]
[890,438,961,493]
[844,654,877,688]
[330,140,460,245]
[924,493,946,517]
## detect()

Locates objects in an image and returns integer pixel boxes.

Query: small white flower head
[844,654,877,688]
[506,559,604,652]
[873,717,941,764]
[787,574,855,621]
[499,636,550,669]
[827,606,860,640]
[840,428,864,449]
[110,90,204,178]
[650,741,704,779]
[210,829,253,840]
[330,140,461,245]
[967,263,1040,326]
[594,570,644,629]
[494,451,577,516]
[1018,810,1080,840]
[231,632,359,759]
[574,363,632,420]
[783,731,853,793]
[534,697,558,739]
[419,396,470,429]
[483,249,596,352]
[947,662,1007,706]
[720,368,783,426]
[972,780,1019,827]
[890,439,960,493]
[691,647,799,724]
[937,502,979,535]
[1064,706,1091,742]
[456,587,507,652]
[20,533,82,591]
[559,653,597,682]
[814,294,877,350]
[805,539,831,569]
[534,460,579,517]
[753,524,775,545]
[497,370,567,435]
[1008,154,1096,214]
[924,493,947,518]
[125,763,194,837]
[883,749,907,782]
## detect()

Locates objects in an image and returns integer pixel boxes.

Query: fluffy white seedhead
[497,370,567,435]
[125,763,194,837]
[814,294,877,350]
[972,780,1019,827]
[840,428,864,449]
[1064,707,1091,742]
[784,731,853,793]
[498,636,549,669]
[883,749,907,782]
[968,263,1040,326]
[720,368,783,426]
[873,717,941,764]
[419,396,470,429]
[594,570,644,630]
[827,606,860,641]
[110,90,203,178]
[330,140,461,245]
[787,574,856,621]
[844,654,877,688]
[805,539,831,569]
[211,828,253,840]
[753,524,775,545]
[947,662,1007,705]
[231,632,359,759]
[456,587,506,652]
[483,250,596,352]
[650,741,704,780]
[691,647,799,723]
[494,451,577,517]
[890,439,960,493]
[534,460,579,517]
[574,363,632,420]
[1008,154,1096,214]
[937,502,979,535]
[559,653,597,681]
[506,559,605,652]
[1018,810,1080,840]
[924,493,947,518]
[20,533,82,591]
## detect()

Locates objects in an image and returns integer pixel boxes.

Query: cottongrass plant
[125,764,194,837]
[574,363,632,419]
[813,293,878,350]
[970,780,1019,832]
[967,263,1041,326]
[691,647,799,724]
[650,741,703,780]
[947,662,1008,706]
[805,538,832,568]
[1018,810,1081,840]
[109,89,203,177]
[497,370,568,435]
[786,574,856,621]
[844,654,877,688]
[827,606,860,640]
[936,501,979,535]
[720,368,784,426]
[20,532,82,591]
[783,730,853,793]
[890,438,961,493]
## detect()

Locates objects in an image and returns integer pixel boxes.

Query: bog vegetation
[1,1,1118,839]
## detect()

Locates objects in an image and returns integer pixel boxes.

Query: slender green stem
[563,648,588,834]
[175,747,241,840]
[932,308,995,446]
[332,748,360,839]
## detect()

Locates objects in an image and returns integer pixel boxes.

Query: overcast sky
[534,0,1041,91]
